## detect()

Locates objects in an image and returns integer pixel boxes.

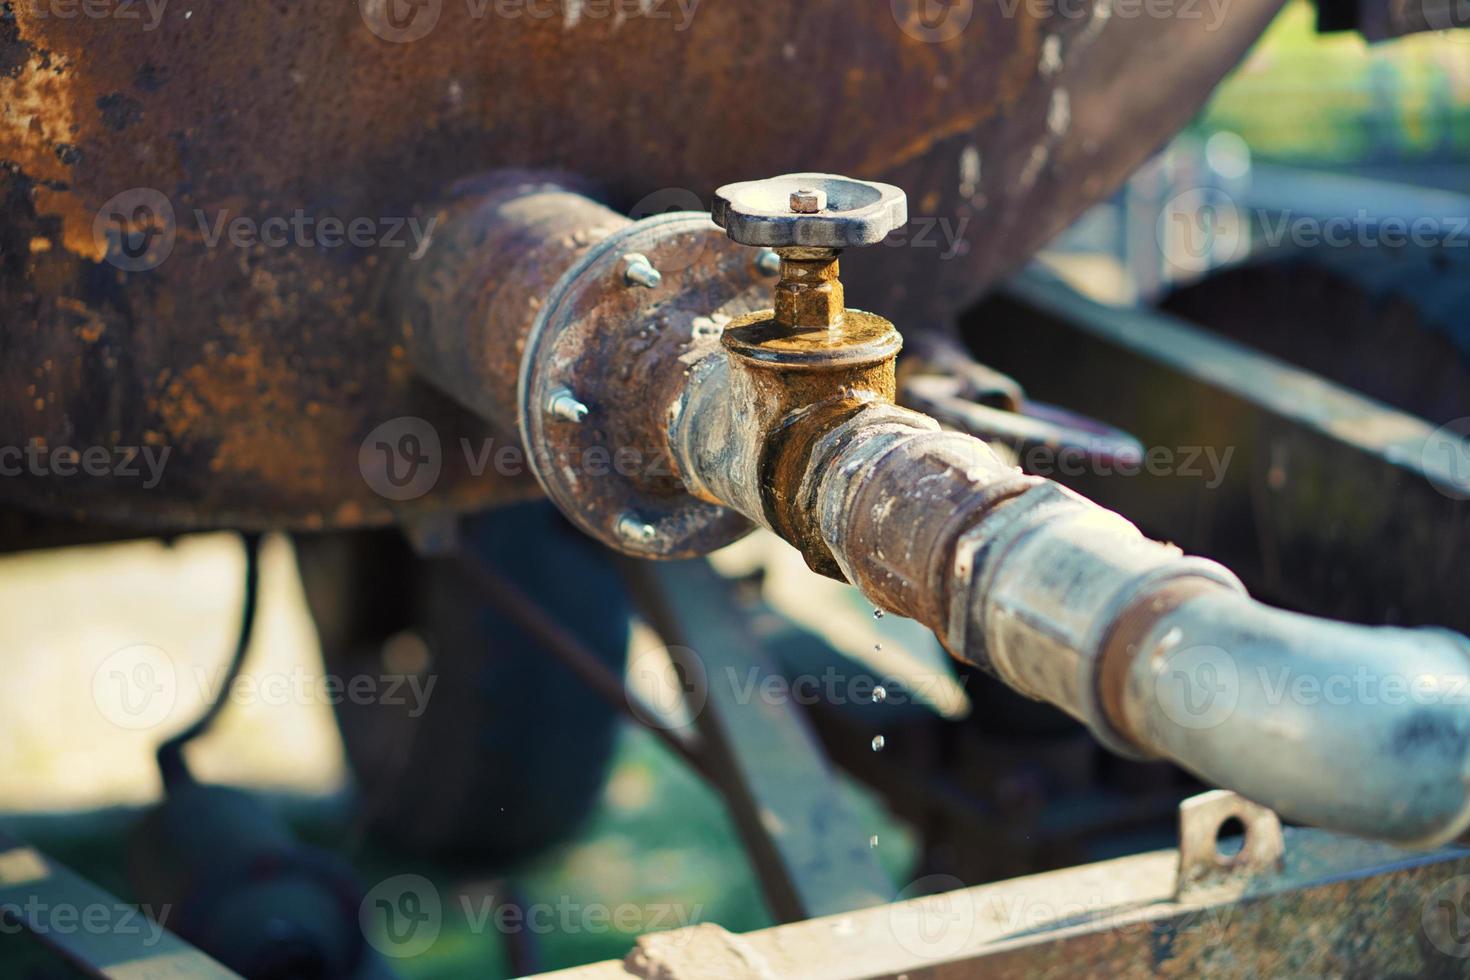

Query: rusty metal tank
[1,0,1285,531]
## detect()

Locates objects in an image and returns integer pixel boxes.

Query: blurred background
[2,3,1467,976]
[1044,0,1470,308]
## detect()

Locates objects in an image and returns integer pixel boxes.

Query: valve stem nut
[789,187,827,213]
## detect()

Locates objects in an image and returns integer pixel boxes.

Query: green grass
[1193,0,1470,163]
[1,723,915,979]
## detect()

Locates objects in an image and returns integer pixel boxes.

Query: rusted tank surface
[0,0,1284,530]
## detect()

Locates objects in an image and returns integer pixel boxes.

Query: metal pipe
[1107,587,1470,847]
[401,173,1470,847]
[396,171,629,433]
[669,364,1470,848]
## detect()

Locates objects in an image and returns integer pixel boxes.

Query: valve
[713,172,907,333]
[704,173,911,575]
[712,172,907,252]
[500,171,909,565]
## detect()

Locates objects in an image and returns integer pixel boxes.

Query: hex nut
[789,187,827,213]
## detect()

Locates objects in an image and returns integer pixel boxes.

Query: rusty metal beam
[1,0,1286,531]
[0,831,241,979]
[532,821,1470,979]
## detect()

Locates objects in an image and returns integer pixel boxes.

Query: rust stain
[1,14,99,259]
[864,10,1042,174]
[0,0,1273,530]
[155,326,332,491]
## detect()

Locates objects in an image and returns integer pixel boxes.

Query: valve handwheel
[712,173,908,250]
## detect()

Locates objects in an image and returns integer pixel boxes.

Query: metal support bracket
[1175,789,1285,899]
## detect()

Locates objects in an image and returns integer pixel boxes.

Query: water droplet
[872,686,887,703]
[873,609,885,619]
[869,835,880,849]
[871,735,886,752]
[873,643,882,653]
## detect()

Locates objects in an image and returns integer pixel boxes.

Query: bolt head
[547,389,589,423]
[789,188,827,213]
[621,253,663,289]
[616,513,657,545]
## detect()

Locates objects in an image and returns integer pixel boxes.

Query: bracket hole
[1214,815,1246,863]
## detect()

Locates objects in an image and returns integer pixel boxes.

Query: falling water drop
[869,835,880,849]
[871,734,886,752]
[873,608,885,619]
[872,686,887,703]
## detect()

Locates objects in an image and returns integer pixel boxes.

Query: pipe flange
[518,212,767,558]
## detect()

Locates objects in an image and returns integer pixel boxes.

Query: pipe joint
[951,481,1245,753]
